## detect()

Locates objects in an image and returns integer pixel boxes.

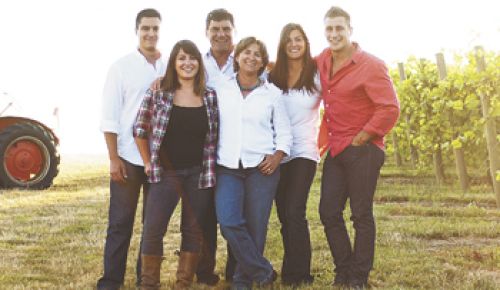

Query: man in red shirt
[316,6,400,289]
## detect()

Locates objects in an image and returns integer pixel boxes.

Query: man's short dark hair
[324,6,351,27]
[205,8,234,30]
[136,8,162,30]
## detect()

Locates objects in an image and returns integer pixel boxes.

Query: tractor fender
[0,116,59,145]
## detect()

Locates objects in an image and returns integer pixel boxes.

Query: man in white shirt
[204,9,235,86]
[197,8,237,285]
[97,9,165,290]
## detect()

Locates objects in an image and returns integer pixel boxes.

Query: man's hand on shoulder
[150,77,163,91]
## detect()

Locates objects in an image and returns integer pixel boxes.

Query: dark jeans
[275,158,316,284]
[196,190,217,278]
[319,143,385,284]
[97,159,148,290]
[215,165,279,288]
[142,166,212,255]
[196,197,237,281]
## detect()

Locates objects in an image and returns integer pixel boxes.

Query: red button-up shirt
[316,43,400,158]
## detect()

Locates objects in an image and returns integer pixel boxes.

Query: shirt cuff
[362,125,382,138]
[275,145,290,157]
[133,127,148,138]
[100,120,119,133]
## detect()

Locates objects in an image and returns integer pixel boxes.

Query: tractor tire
[0,122,60,189]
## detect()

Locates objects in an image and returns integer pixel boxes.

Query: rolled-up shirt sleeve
[272,94,292,156]
[100,64,123,133]
[362,61,400,137]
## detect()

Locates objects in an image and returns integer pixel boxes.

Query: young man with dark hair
[316,6,400,289]
[97,8,165,290]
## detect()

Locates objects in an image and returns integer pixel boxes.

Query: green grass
[0,155,498,289]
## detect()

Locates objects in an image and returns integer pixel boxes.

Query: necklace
[237,77,261,92]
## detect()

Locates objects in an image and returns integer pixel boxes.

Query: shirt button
[328,90,331,94]
[328,132,332,136]
[325,104,329,108]
[326,118,330,122]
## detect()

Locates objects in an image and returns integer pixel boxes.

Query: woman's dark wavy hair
[161,40,206,96]
[233,37,269,76]
[269,23,317,94]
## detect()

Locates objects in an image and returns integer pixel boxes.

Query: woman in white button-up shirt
[268,23,321,287]
[212,37,292,288]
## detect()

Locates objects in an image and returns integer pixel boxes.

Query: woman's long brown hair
[161,40,206,96]
[269,23,317,94]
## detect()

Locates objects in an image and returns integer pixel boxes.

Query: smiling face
[206,20,234,54]
[175,49,199,81]
[136,17,160,52]
[286,29,306,60]
[236,43,264,76]
[324,16,352,53]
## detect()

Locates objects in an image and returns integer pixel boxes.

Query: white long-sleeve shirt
[214,76,292,169]
[100,50,166,165]
[281,75,322,163]
[204,50,234,87]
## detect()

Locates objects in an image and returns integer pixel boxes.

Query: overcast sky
[0,0,498,154]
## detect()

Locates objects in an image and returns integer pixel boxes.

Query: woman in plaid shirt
[133,40,218,290]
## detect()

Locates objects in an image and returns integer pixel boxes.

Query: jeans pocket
[349,143,369,152]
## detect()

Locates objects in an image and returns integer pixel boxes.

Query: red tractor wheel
[0,122,59,189]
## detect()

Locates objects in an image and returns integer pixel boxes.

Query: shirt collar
[206,49,234,62]
[351,42,363,64]
[229,74,273,90]
[322,42,363,65]
[135,48,162,66]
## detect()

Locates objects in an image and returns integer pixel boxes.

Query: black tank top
[159,105,208,170]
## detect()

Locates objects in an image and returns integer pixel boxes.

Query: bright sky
[0,0,498,154]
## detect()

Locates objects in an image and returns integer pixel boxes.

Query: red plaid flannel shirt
[133,88,219,188]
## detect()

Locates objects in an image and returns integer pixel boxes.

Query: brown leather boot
[174,251,200,290]
[140,255,163,290]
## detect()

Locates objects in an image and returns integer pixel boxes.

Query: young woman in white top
[268,23,321,287]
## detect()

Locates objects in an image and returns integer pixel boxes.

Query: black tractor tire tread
[32,123,60,166]
[0,122,60,189]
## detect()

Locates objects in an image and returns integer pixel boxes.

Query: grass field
[0,155,499,289]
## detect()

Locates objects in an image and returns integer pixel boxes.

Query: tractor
[0,93,60,189]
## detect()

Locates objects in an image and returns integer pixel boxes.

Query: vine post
[392,132,403,167]
[398,62,418,169]
[436,53,468,192]
[475,46,500,207]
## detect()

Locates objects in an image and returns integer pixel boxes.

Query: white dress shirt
[214,76,292,169]
[204,50,234,87]
[100,50,166,166]
[281,73,322,163]
[204,49,268,86]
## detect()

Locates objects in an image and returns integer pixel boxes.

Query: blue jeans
[215,165,279,289]
[142,166,213,256]
[97,159,148,290]
[320,143,385,284]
